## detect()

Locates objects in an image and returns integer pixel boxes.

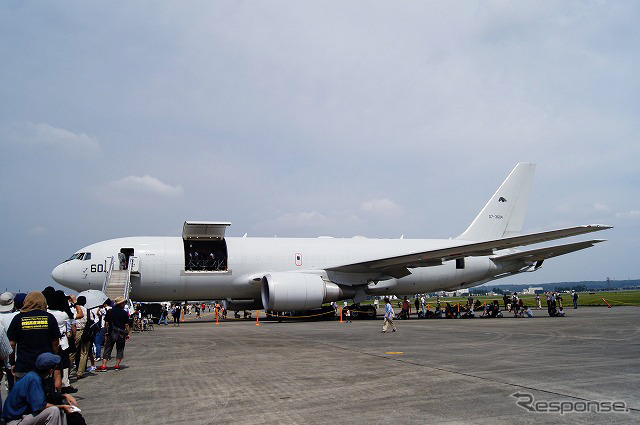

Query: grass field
[358,290,640,308]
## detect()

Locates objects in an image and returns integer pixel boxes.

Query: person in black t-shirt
[97,297,130,372]
[7,291,61,380]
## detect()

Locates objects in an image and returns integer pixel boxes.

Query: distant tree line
[554,284,588,292]
[480,279,640,293]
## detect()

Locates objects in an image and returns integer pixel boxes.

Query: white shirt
[95,307,106,328]
[48,309,72,350]
[0,311,18,332]
[75,305,88,330]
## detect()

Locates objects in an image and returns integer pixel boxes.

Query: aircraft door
[119,248,134,270]
[182,222,230,272]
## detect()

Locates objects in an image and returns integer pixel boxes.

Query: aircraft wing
[491,239,606,264]
[326,225,611,279]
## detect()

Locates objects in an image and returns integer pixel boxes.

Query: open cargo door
[182,221,231,240]
[182,221,231,272]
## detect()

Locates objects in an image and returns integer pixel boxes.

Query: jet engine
[223,299,264,311]
[261,272,355,311]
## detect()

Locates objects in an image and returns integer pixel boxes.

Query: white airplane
[51,163,611,312]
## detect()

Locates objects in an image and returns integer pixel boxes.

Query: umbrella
[77,289,109,310]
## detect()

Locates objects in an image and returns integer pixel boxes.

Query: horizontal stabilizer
[492,240,607,264]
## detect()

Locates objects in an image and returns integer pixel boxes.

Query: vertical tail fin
[456,163,535,241]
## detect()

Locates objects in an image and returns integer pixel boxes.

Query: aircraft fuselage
[52,236,507,302]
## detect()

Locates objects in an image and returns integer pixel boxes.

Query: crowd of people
[375,290,580,331]
[0,288,133,424]
[373,290,580,321]
[155,303,226,326]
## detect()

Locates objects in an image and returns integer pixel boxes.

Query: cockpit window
[65,253,81,262]
[64,252,89,262]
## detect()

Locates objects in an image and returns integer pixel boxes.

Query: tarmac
[68,306,639,425]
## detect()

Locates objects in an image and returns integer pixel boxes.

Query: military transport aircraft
[51,163,610,311]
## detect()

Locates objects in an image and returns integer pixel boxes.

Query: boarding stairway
[101,256,137,302]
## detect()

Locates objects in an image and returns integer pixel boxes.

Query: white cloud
[592,203,611,213]
[275,211,329,227]
[259,210,365,235]
[28,226,47,236]
[360,198,403,216]
[553,203,573,214]
[106,175,183,197]
[615,210,640,219]
[2,122,100,155]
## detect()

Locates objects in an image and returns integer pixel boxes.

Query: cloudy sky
[1,1,638,293]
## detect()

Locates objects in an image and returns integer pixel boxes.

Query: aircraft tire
[366,306,377,319]
[350,307,359,319]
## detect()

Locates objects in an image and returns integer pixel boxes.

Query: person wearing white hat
[0,292,18,391]
[0,292,14,311]
[0,292,17,329]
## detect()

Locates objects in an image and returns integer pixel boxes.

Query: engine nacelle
[223,299,263,311]
[261,272,355,311]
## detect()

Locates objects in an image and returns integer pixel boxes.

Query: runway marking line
[385,352,404,355]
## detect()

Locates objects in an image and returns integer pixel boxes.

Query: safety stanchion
[457,303,460,318]
[215,307,219,325]
[256,310,261,326]
[601,297,612,308]
[181,307,184,322]
[339,307,343,323]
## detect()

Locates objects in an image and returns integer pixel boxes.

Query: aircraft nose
[51,264,65,284]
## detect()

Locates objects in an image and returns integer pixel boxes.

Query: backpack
[82,310,99,342]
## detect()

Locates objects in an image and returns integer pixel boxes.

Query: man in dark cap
[3,352,78,424]
[7,292,61,381]
[13,294,27,311]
